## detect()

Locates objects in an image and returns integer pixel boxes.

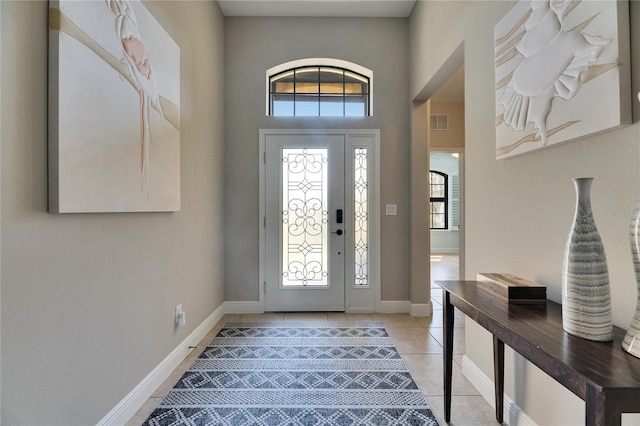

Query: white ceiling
[217,0,417,18]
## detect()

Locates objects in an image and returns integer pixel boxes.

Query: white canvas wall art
[494,0,631,160]
[49,0,180,212]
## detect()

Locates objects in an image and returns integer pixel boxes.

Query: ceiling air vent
[430,114,449,130]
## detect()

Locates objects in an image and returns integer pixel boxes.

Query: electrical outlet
[175,304,182,324]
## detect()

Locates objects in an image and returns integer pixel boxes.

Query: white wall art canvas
[494,0,631,160]
[49,0,180,212]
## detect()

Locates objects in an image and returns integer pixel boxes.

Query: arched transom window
[267,59,372,117]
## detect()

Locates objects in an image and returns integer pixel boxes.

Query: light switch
[385,204,397,216]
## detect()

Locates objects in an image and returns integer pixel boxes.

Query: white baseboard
[410,303,432,317]
[223,300,432,316]
[377,301,432,317]
[345,307,376,314]
[461,355,537,426]
[377,300,410,313]
[224,301,264,314]
[97,304,226,426]
[431,249,459,254]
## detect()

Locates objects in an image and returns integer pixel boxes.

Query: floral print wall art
[494,0,631,160]
[49,0,180,212]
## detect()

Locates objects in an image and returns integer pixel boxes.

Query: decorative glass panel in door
[281,148,329,287]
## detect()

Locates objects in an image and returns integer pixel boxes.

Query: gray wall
[0,1,226,424]
[224,17,411,302]
[411,1,640,424]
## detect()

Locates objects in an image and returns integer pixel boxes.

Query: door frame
[259,129,381,313]
[428,148,465,280]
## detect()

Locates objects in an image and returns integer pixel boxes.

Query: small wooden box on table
[476,272,546,304]
[436,280,640,426]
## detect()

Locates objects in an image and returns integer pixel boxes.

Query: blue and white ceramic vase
[562,177,613,341]
[623,191,640,357]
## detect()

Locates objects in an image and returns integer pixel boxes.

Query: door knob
[332,229,343,236]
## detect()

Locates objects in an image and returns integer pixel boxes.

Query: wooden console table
[436,280,640,426]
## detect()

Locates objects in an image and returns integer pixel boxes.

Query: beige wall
[411,1,640,424]
[0,1,225,424]
[430,101,465,150]
[224,17,413,302]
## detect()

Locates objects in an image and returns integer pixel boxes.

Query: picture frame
[48,0,181,212]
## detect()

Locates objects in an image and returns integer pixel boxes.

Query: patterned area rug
[143,322,440,425]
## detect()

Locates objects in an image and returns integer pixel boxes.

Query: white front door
[265,134,345,311]
[261,129,380,313]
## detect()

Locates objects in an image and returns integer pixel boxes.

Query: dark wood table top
[436,280,640,397]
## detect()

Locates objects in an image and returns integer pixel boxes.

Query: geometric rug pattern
[143,322,440,425]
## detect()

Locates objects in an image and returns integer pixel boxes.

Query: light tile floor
[128,255,497,425]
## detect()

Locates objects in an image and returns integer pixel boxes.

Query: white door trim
[259,129,380,313]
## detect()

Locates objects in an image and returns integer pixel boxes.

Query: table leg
[444,291,454,423]
[493,335,504,424]
[586,386,620,426]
